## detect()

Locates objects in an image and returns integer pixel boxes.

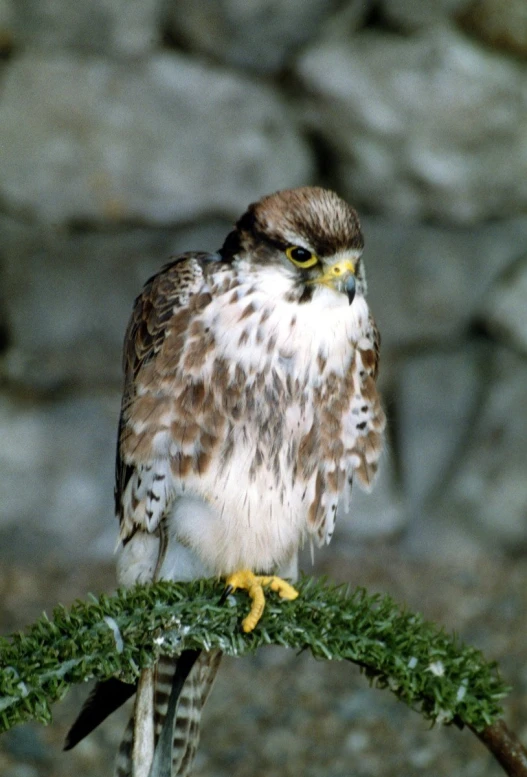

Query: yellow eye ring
[285,245,319,269]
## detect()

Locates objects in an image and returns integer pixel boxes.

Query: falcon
[65,186,385,776]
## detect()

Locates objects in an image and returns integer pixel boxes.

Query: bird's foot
[225,569,299,633]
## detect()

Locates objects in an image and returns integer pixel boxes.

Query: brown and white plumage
[66,186,385,776]
[114,652,222,777]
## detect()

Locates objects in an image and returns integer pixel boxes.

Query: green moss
[0,577,509,734]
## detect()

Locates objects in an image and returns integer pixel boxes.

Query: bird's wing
[351,315,384,489]
[65,253,222,757]
[115,251,219,542]
[63,678,136,751]
[311,315,385,546]
[113,252,224,777]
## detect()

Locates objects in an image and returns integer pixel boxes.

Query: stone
[0,392,118,561]
[10,0,163,57]
[168,219,234,256]
[403,500,491,562]
[0,283,9,357]
[379,0,472,30]
[481,254,527,355]
[165,0,344,74]
[360,216,527,350]
[0,53,312,225]
[459,0,527,59]
[0,215,232,389]
[317,0,372,43]
[296,27,527,223]
[3,725,47,763]
[449,349,527,550]
[337,450,407,540]
[0,0,14,56]
[395,345,484,509]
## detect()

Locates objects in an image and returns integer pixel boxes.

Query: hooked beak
[315,259,356,305]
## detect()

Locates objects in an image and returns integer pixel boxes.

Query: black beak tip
[346,276,356,305]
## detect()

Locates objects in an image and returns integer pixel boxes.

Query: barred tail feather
[171,650,222,776]
[115,715,134,777]
[114,651,222,777]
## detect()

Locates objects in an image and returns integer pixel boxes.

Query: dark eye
[285,245,318,268]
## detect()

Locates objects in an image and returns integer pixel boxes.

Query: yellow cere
[328,259,355,276]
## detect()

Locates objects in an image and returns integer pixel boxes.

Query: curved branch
[0,577,520,775]
[473,720,527,777]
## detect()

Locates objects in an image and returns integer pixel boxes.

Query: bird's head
[220,187,366,305]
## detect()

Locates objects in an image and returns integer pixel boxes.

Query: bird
[64,186,385,776]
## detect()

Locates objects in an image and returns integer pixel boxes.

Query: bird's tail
[115,650,222,777]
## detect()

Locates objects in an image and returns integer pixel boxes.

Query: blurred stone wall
[0,0,526,565]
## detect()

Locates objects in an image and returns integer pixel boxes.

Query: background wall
[0,1,526,776]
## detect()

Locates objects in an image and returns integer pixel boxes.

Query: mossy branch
[0,577,524,775]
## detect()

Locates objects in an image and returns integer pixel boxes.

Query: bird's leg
[225,569,299,633]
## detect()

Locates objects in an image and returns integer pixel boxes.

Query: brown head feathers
[220,186,363,261]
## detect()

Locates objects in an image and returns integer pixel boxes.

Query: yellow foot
[225,569,299,633]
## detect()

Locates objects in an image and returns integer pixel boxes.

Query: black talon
[219,585,234,605]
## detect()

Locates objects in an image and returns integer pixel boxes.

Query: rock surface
[459,0,527,58]
[481,254,527,355]
[0,215,231,388]
[0,53,312,224]
[297,27,527,223]
[360,216,527,349]
[396,345,484,510]
[0,392,118,561]
[9,0,162,56]
[337,448,406,542]
[379,0,472,29]
[165,0,345,73]
[450,348,527,550]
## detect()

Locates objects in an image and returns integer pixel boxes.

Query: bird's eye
[285,245,319,269]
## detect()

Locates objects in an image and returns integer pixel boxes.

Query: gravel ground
[1,543,526,777]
